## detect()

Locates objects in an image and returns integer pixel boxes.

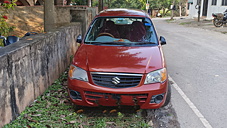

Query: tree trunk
[171,0,175,20]
[179,5,182,17]
[98,0,103,12]
[88,0,91,7]
[162,8,165,17]
[44,0,56,32]
[67,0,72,5]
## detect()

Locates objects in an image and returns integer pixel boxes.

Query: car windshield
[84,17,158,46]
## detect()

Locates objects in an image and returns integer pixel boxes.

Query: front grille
[85,91,148,104]
[91,72,143,88]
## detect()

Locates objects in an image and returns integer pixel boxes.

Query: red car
[68,8,170,109]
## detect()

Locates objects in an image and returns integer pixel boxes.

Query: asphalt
[167,16,227,34]
[149,17,227,128]
[153,17,227,128]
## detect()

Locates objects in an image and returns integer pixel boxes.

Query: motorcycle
[0,32,38,48]
[212,9,227,27]
[0,35,19,47]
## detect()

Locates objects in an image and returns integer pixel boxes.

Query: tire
[162,81,171,107]
[213,18,223,27]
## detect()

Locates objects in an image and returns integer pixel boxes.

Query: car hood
[73,44,164,74]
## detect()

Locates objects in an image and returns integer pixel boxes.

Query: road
[153,18,227,128]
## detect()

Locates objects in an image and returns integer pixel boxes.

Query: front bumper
[67,78,168,109]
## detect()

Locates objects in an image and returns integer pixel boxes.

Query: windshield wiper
[91,42,132,46]
[134,42,156,45]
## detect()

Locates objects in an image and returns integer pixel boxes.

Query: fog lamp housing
[150,93,165,104]
[69,90,82,100]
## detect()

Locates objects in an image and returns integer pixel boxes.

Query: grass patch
[179,22,192,25]
[165,19,175,23]
[3,70,151,128]
[221,32,227,34]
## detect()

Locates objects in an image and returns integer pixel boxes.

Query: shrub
[0,0,17,36]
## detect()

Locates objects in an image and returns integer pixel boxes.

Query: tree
[72,0,86,5]
[109,0,145,9]
[107,0,177,17]
[148,0,174,16]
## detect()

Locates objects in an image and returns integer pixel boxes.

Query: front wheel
[213,18,223,27]
[162,81,171,107]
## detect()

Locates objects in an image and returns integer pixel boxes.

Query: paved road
[153,18,227,128]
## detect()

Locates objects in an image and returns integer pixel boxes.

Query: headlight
[68,65,88,82]
[144,68,167,84]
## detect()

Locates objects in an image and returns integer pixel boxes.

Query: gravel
[146,103,180,128]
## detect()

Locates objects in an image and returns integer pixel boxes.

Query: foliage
[92,0,99,7]
[3,69,151,128]
[71,0,86,5]
[147,0,176,16]
[147,0,172,10]
[109,0,145,9]
[0,0,17,36]
[105,0,180,16]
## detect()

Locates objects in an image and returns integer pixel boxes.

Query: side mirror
[76,34,82,43]
[160,36,166,45]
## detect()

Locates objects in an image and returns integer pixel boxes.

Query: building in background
[188,0,227,19]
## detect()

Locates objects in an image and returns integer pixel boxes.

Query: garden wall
[0,6,97,127]
[0,23,81,127]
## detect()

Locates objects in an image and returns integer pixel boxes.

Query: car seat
[99,20,120,38]
[127,21,146,42]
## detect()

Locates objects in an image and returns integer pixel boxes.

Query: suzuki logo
[112,77,121,85]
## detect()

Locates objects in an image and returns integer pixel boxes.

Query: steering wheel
[97,32,114,38]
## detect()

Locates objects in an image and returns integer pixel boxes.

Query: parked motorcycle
[0,32,38,48]
[212,9,227,27]
[0,35,19,47]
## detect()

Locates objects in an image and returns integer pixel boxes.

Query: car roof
[96,8,149,18]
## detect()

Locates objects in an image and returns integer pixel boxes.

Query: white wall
[189,0,227,20]
[207,0,227,19]
[188,0,199,18]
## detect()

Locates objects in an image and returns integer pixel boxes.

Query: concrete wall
[0,6,98,126]
[0,23,81,127]
[60,6,98,36]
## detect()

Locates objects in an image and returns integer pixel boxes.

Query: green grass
[179,22,192,25]
[165,19,175,23]
[3,70,152,128]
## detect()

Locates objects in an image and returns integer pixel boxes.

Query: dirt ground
[169,17,227,34]
[146,103,180,128]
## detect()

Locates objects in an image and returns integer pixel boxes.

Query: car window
[84,17,158,46]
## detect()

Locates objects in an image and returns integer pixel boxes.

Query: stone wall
[0,6,97,126]
[0,23,81,127]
